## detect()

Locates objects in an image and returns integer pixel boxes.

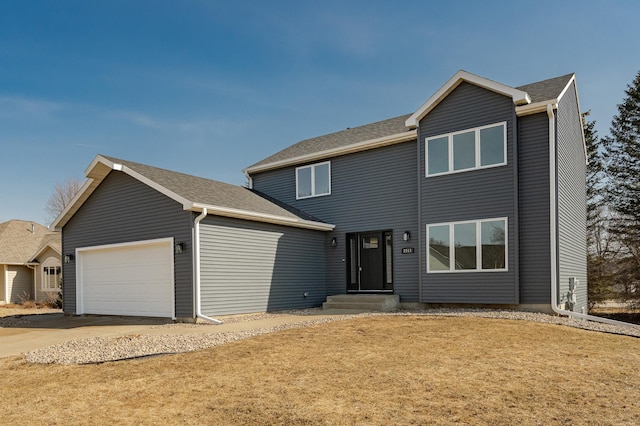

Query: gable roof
[245,70,578,174]
[404,70,532,128]
[0,220,61,265]
[516,73,575,103]
[51,155,334,232]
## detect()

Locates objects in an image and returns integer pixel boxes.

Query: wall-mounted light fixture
[331,237,337,247]
[174,242,184,254]
[64,254,74,264]
[403,231,411,242]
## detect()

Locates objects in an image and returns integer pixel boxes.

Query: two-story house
[52,70,587,321]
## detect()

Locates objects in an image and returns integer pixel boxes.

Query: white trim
[50,178,96,231]
[75,237,175,319]
[426,217,509,273]
[51,155,334,232]
[556,74,576,103]
[41,257,61,292]
[295,161,331,200]
[193,208,223,324]
[548,105,558,310]
[515,100,558,116]
[406,71,531,128]
[244,130,416,174]
[545,104,639,328]
[3,264,7,302]
[30,242,62,262]
[557,74,588,163]
[190,204,335,231]
[425,122,507,177]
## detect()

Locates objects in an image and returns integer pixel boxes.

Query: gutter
[546,105,637,328]
[193,208,223,325]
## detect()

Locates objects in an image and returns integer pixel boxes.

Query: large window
[42,266,61,291]
[427,218,507,272]
[296,161,331,199]
[426,122,506,176]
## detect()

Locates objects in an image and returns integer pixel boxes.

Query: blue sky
[1,0,639,224]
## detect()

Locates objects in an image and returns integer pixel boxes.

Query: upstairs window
[296,161,331,199]
[426,122,506,176]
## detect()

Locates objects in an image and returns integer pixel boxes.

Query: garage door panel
[78,240,174,318]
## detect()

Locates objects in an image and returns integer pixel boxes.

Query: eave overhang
[244,130,417,175]
[405,70,532,128]
[50,155,334,232]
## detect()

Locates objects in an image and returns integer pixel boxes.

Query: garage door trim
[76,237,175,318]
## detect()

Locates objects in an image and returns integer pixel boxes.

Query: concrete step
[323,294,400,312]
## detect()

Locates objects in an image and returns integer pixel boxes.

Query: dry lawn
[1,316,639,425]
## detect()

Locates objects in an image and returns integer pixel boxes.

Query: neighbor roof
[51,155,334,232]
[0,220,61,264]
[245,70,577,174]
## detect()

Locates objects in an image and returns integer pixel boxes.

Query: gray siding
[62,171,194,318]
[556,81,588,311]
[419,82,517,304]
[199,216,326,315]
[518,113,552,304]
[251,142,420,302]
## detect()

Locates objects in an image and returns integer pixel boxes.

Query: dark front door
[347,231,393,292]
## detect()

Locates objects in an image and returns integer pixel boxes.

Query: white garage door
[77,238,175,318]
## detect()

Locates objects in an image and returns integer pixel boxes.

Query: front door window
[346,231,393,292]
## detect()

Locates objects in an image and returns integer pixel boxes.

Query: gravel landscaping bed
[22,309,640,365]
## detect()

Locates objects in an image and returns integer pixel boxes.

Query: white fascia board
[51,155,194,231]
[244,130,416,175]
[556,74,587,163]
[556,74,576,103]
[30,243,62,261]
[49,178,97,231]
[190,203,335,231]
[515,100,559,116]
[405,70,532,128]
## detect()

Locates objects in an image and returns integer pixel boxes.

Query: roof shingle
[0,220,60,264]
[248,73,575,170]
[101,156,325,223]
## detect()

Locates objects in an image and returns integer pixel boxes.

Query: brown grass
[591,306,640,325]
[1,316,639,425]
[0,304,61,317]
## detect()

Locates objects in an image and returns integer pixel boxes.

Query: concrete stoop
[322,294,400,312]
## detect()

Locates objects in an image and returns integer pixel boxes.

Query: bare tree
[45,177,83,224]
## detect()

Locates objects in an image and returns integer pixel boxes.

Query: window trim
[425,122,507,177]
[426,217,508,273]
[295,161,331,200]
[42,264,61,291]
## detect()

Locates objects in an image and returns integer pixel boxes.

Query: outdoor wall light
[64,254,74,263]
[403,231,411,242]
[174,242,184,254]
[331,237,337,247]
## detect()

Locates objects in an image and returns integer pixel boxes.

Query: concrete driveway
[0,310,355,358]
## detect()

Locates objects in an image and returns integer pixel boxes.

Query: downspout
[417,132,423,303]
[193,208,223,324]
[546,105,637,328]
[27,264,37,303]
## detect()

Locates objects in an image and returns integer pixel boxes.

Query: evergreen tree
[584,112,614,308]
[603,70,640,306]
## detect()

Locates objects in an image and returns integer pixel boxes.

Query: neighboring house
[0,220,62,304]
[51,70,587,320]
